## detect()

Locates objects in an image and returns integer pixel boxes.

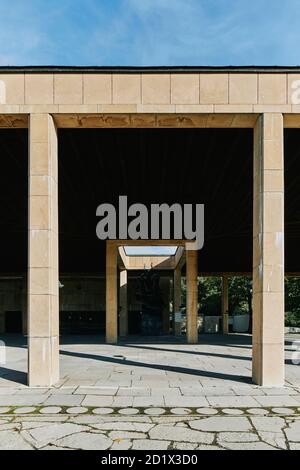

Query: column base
[252,342,284,386]
[28,336,59,387]
[187,334,198,344]
[105,332,118,345]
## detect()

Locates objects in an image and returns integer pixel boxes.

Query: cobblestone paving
[0,406,300,450]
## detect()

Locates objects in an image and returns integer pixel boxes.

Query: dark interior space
[5,311,22,333]
[1,128,300,276]
[285,129,300,272]
[0,129,28,273]
[127,270,172,336]
[58,128,253,274]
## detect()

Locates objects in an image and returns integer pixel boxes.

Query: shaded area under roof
[1,128,300,274]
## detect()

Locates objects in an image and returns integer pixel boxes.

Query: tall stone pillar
[252,113,285,386]
[222,276,229,334]
[28,114,59,386]
[119,269,128,337]
[186,250,198,344]
[174,267,181,313]
[106,242,118,344]
[173,267,182,336]
[22,281,27,336]
[160,277,170,335]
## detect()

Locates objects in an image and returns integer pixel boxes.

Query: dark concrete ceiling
[58,128,253,273]
[0,127,300,274]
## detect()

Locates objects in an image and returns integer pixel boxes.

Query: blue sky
[0,0,300,66]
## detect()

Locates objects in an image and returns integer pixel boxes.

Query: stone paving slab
[0,334,300,448]
[1,334,300,392]
[206,396,260,408]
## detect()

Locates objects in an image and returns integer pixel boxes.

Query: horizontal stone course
[0,72,297,110]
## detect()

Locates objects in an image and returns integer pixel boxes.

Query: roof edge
[1,65,300,74]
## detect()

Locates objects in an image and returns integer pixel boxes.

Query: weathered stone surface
[165,396,209,407]
[66,407,88,414]
[222,408,244,415]
[247,408,269,416]
[285,421,300,442]
[118,408,139,415]
[109,430,147,440]
[290,443,300,450]
[251,417,285,432]
[196,408,218,415]
[20,415,67,422]
[189,417,251,432]
[132,439,170,450]
[258,431,287,449]
[152,416,194,424]
[0,407,11,414]
[144,408,165,415]
[56,431,112,450]
[13,407,36,414]
[92,422,153,432]
[149,424,214,444]
[220,442,276,450]
[20,421,55,430]
[0,431,33,450]
[207,396,258,408]
[196,445,222,450]
[272,407,295,415]
[92,408,114,414]
[217,432,258,443]
[44,395,83,406]
[40,407,62,414]
[254,396,299,407]
[173,442,198,450]
[0,422,21,431]
[0,397,41,409]
[110,439,132,450]
[170,408,191,415]
[28,423,86,446]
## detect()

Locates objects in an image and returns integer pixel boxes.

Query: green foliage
[285,277,300,327]
[180,275,300,327]
[198,277,221,315]
[229,276,252,316]
[181,275,252,316]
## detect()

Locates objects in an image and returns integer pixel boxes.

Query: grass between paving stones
[0,406,300,416]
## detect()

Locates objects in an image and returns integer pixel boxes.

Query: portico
[0,66,298,388]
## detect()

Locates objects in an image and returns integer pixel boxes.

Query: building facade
[0,66,298,387]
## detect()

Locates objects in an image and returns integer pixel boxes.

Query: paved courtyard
[0,334,300,449]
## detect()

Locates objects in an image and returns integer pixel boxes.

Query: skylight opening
[123,246,178,256]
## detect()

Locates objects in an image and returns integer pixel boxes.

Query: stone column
[160,277,170,335]
[174,267,181,313]
[28,114,59,387]
[186,250,198,344]
[106,241,118,344]
[119,269,128,337]
[173,267,181,336]
[222,276,229,334]
[252,113,285,386]
[22,281,27,336]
